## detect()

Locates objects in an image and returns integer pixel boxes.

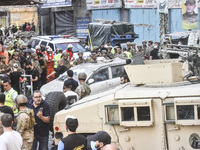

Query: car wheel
[45,91,67,132]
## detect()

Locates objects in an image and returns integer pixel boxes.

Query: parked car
[28,35,90,59]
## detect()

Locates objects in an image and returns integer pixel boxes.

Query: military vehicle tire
[45,91,67,132]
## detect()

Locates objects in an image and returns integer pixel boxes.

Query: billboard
[41,0,72,8]
[182,0,198,30]
[86,0,122,10]
[124,0,157,8]
[76,17,90,38]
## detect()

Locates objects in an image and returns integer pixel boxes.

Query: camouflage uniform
[114,53,128,59]
[87,58,97,63]
[127,48,136,56]
[8,59,23,73]
[145,45,154,58]
[16,107,34,150]
[0,62,7,74]
[107,52,114,59]
[62,59,70,69]
[73,58,86,65]
[75,82,91,99]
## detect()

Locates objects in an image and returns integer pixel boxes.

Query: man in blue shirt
[27,90,50,150]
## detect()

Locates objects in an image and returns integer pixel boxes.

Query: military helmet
[102,50,107,54]
[185,0,195,5]
[131,42,136,46]
[126,42,131,46]
[93,46,99,50]
[15,94,28,104]
[107,46,112,49]
[78,72,87,80]
[142,40,147,43]
[62,52,69,57]
[78,51,83,55]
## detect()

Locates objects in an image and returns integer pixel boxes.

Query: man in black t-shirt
[46,59,67,79]
[25,61,41,91]
[0,93,14,118]
[150,46,159,60]
[57,115,87,150]
[65,70,78,91]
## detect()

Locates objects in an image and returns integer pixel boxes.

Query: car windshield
[58,68,93,82]
[55,43,85,53]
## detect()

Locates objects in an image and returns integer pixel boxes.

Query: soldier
[8,52,23,73]
[107,46,114,59]
[54,49,63,71]
[15,94,35,150]
[142,40,147,55]
[101,50,110,60]
[75,72,91,99]
[123,47,132,59]
[136,45,144,55]
[73,51,86,66]
[115,47,127,59]
[86,52,97,63]
[131,42,137,55]
[0,55,7,74]
[62,52,70,69]
[31,53,43,78]
[93,46,101,57]
[127,42,135,56]
[145,40,154,59]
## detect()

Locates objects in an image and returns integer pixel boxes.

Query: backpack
[18,108,35,129]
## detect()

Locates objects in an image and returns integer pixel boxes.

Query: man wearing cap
[73,51,86,66]
[16,94,35,150]
[57,115,87,150]
[45,47,54,82]
[75,72,91,99]
[62,52,70,69]
[63,80,79,105]
[0,55,7,74]
[87,131,111,150]
[66,44,74,61]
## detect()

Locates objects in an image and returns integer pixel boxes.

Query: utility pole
[159,13,169,43]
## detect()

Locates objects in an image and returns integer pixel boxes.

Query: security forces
[54,49,63,70]
[16,94,35,150]
[75,72,91,99]
[73,51,86,65]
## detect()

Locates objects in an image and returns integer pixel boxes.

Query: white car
[40,58,127,99]
[28,35,90,59]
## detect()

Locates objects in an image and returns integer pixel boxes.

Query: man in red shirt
[66,44,74,61]
[45,47,54,82]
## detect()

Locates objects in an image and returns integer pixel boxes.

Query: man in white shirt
[0,113,23,150]
[63,80,79,106]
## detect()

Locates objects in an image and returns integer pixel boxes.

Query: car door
[110,65,125,87]
[40,41,48,49]
[88,67,112,94]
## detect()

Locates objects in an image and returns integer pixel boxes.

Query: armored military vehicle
[53,58,200,150]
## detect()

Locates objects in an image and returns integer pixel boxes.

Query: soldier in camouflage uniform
[115,47,128,59]
[142,40,147,55]
[127,42,135,56]
[31,53,43,77]
[15,94,35,150]
[136,45,144,55]
[101,50,110,60]
[8,52,23,73]
[73,51,86,66]
[86,52,98,63]
[107,46,114,59]
[131,42,137,55]
[75,72,91,99]
[0,55,7,74]
[145,40,154,59]
[62,52,70,69]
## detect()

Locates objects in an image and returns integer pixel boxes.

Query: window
[111,66,124,78]
[40,41,47,48]
[198,105,200,119]
[177,105,194,120]
[48,43,54,51]
[118,99,153,127]
[166,105,175,121]
[121,107,134,121]
[92,68,109,83]
[29,39,40,48]
[137,107,150,121]
[105,105,119,124]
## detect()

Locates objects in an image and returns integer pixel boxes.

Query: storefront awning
[0,0,40,6]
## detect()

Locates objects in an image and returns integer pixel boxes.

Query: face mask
[90,141,101,150]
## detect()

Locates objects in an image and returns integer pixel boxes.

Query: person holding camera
[26,90,50,150]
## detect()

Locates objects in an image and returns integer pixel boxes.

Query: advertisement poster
[157,0,168,13]
[41,0,72,8]
[124,0,157,8]
[86,0,122,9]
[76,17,90,38]
[182,0,198,29]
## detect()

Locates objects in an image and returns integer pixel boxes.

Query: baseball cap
[65,115,78,132]
[88,131,111,145]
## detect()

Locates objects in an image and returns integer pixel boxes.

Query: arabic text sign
[124,0,157,8]
[76,17,90,38]
[87,0,122,10]
[41,0,72,8]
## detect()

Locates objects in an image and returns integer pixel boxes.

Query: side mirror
[88,78,94,85]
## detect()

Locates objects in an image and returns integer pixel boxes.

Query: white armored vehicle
[53,58,200,150]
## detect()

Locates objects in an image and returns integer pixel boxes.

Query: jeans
[31,135,49,150]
